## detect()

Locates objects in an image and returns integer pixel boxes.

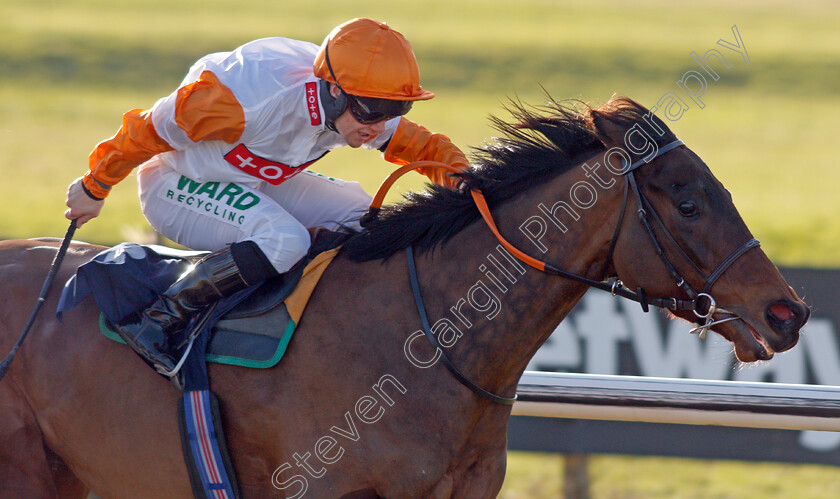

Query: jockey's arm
[382,117,469,188]
[67,71,245,224]
[83,71,245,200]
[79,109,174,200]
[65,108,173,226]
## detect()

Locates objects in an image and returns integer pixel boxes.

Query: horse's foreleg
[0,382,86,498]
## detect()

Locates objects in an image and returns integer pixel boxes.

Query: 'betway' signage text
[521,267,840,457]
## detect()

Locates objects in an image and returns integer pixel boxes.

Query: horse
[0,96,809,498]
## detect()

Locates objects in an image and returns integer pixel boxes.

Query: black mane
[338,96,676,262]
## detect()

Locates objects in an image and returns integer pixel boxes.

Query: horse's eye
[678,201,698,217]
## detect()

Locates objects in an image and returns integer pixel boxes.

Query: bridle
[611,140,760,337]
[367,139,760,405]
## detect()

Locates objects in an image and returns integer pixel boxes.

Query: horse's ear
[588,109,626,148]
[588,96,656,148]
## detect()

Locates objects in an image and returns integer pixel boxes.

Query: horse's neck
[416,162,623,396]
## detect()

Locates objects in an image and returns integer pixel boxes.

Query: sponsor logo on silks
[305,81,321,126]
[165,176,261,226]
[223,144,327,186]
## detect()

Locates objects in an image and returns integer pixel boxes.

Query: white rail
[513,372,840,432]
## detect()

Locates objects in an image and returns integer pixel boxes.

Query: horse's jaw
[711,310,803,363]
[720,319,774,362]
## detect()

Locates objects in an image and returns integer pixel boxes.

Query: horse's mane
[338,95,676,262]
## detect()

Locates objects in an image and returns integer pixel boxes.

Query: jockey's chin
[333,112,388,148]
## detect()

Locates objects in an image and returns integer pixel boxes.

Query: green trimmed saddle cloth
[99,247,339,369]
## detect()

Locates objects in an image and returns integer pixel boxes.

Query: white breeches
[137,158,371,273]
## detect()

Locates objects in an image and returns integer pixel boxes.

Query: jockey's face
[330,84,389,148]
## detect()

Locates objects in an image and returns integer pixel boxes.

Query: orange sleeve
[84,109,174,199]
[174,70,245,143]
[383,117,469,188]
[84,70,244,199]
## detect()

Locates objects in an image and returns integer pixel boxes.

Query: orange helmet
[313,18,434,101]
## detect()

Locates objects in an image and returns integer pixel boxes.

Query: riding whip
[0,219,77,381]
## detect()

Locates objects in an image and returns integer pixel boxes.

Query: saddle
[95,246,337,367]
[60,229,347,369]
[205,269,301,366]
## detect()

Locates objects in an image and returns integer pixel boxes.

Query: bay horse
[0,96,808,498]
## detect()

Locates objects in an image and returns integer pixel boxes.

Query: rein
[367,143,759,405]
[405,245,516,405]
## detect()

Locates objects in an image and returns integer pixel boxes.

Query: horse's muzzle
[763,299,810,352]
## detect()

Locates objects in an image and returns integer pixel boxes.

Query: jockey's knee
[339,181,374,229]
[229,240,278,285]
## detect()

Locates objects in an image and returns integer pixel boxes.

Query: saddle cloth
[57,242,339,368]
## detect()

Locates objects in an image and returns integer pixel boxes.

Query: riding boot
[115,247,250,375]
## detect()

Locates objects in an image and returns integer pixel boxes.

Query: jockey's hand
[65,176,104,227]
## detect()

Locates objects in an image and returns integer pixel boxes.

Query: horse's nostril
[764,301,804,352]
[769,303,795,323]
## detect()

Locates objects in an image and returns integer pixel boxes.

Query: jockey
[64,18,469,375]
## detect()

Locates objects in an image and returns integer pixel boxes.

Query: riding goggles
[347,94,412,124]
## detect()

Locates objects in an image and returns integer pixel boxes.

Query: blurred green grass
[500,453,840,499]
[2,1,840,495]
[1,0,838,266]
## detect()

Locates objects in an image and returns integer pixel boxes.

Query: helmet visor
[347,94,413,124]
